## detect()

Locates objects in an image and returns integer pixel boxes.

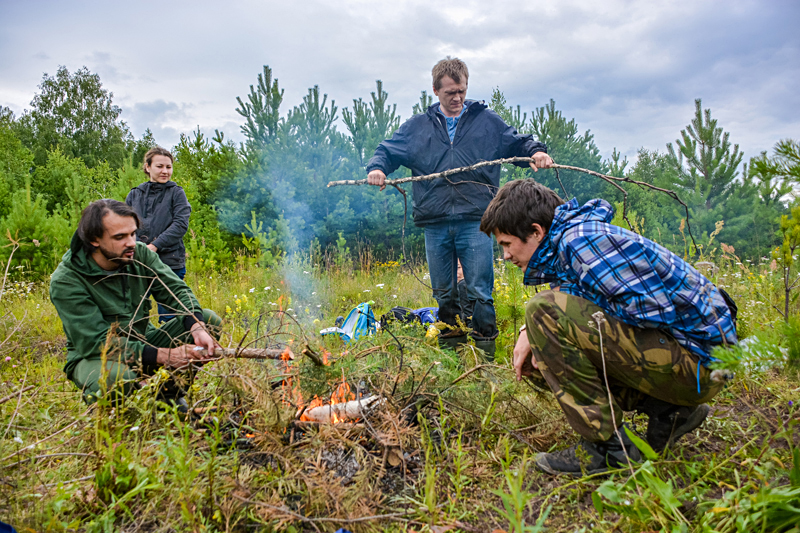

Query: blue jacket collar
[523,198,615,285]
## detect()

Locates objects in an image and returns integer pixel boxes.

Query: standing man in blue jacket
[366,57,553,357]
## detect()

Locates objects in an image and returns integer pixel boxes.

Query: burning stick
[193,347,294,360]
[301,395,384,424]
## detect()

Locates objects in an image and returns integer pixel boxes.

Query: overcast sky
[1,0,798,164]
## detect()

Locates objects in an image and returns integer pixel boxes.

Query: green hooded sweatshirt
[50,232,203,378]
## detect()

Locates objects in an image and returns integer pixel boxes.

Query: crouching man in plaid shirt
[480,179,737,476]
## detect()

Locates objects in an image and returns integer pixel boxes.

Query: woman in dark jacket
[126,146,191,322]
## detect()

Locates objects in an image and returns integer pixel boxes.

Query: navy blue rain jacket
[366,100,547,226]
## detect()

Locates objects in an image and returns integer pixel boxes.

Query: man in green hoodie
[50,199,222,404]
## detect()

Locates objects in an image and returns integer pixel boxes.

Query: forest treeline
[0,65,798,278]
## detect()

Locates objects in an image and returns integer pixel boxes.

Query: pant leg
[455,221,498,340]
[525,291,723,442]
[457,280,474,329]
[424,223,461,330]
[157,267,187,323]
[70,355,139,404]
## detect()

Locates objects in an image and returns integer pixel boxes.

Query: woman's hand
[147,243,158,252]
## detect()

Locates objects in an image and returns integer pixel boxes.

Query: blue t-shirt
[439,104,467,142]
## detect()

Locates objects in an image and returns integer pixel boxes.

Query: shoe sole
[667,404,710,447]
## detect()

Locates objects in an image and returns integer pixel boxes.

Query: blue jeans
[157,267,187,323]
[424,221,498,341]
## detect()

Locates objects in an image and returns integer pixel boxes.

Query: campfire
[278,347,384,426]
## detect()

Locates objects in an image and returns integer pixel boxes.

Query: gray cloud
[0,0,797,162]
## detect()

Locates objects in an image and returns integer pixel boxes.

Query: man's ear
[531,223,545,242]
[432,85,439,96]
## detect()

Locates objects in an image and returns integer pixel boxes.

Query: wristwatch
[519,324,527,333]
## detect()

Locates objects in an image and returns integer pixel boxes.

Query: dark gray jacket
[366,100,547,226]
[125,181,191,269]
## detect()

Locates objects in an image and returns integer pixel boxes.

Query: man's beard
[97,244,135,266]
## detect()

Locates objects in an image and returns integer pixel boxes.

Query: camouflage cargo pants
[524,291,723,442]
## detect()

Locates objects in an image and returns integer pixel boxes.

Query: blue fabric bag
[320,302,376,342]
[411,306,438,325]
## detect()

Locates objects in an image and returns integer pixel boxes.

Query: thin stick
[0,405,95,463]
[2,368,29,440]
[326,159,698,252]
[231,493,415,525]
[0,230,21,304]
[4,452,95,470]
[0,386,34,405]
[41,474,94,488]
[301,345,325,366]
[591,312,636,477]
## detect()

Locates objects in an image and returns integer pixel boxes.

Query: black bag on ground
[380,306,416,328]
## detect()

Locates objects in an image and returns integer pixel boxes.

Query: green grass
[1,254,799,532]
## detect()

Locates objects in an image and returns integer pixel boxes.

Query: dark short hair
[77,199,141,252]
[432,57,469,90]
[480,179,565,241]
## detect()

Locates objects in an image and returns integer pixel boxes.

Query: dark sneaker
[646,403,710,453]
[534,424,642,476]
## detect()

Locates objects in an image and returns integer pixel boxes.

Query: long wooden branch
[326,158,698,252]
[195,347,294,360]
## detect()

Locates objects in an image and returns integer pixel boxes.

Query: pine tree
[342,80,400,165]
[666,99,744,209]
[528,99,604,200]
[235,65,284,151]
[412,91,433,116]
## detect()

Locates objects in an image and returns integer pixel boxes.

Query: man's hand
[529,152,554,173]
[156,344,214,369]
[513,329,539,381]
[367,169,387,191]
[190,323,217,356]
[147,243,158,252]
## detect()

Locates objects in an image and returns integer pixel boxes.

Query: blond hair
[432,57,469,90]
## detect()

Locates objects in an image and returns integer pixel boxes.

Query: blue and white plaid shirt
[524,199,737,366]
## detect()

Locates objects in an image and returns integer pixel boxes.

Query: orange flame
[297,370,355,423]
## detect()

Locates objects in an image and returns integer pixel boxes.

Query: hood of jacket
[133,180,177,193]
[523,198,614,286]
